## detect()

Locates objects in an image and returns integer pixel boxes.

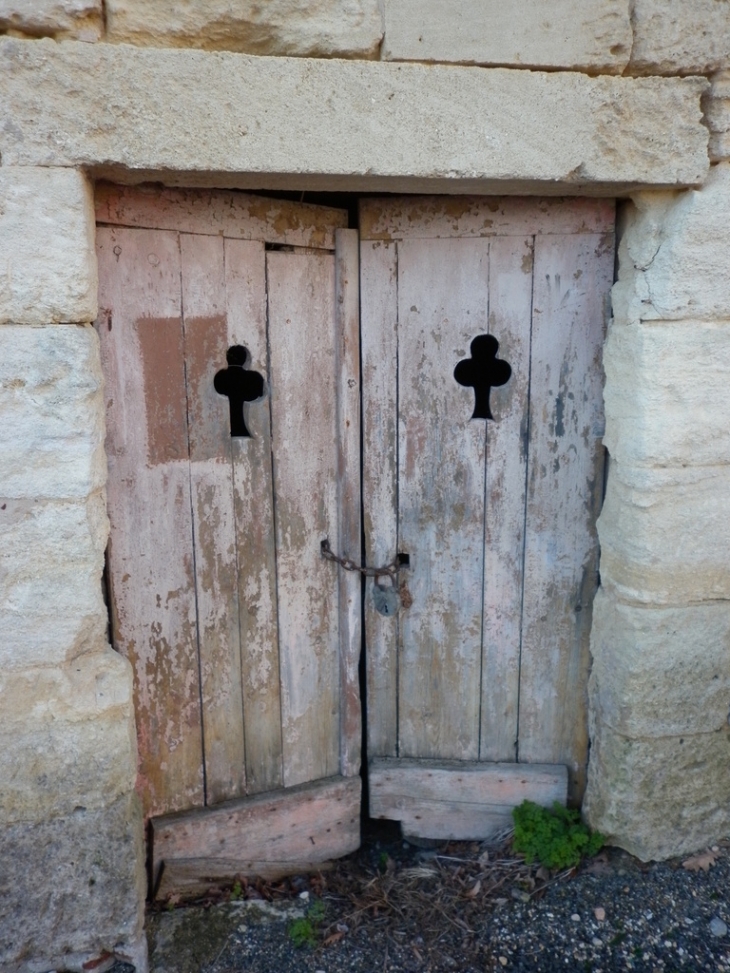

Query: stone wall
[0,0,729,968]
[0,169,145,971]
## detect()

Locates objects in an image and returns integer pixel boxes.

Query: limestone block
[0,492,108,619]
[382,0,632,73]
[0,167,97,325]
[703,70,730,162]
[612,164,730,324]
[106,0,382,59]
[0,0,102,41]
[0,793,146,973]
[0,325,106,500]
[603,319,730,467]
[584,721,730,860]
[0,651,136,823]
[0,38,708,193]
[589,589,730,737]
[629,0,730,76]
[598,461,730,605]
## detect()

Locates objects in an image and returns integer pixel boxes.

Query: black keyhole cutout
[454,334,512,421]
[214,345,265,438]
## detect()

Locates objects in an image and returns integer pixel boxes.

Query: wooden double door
[95,185,613,894]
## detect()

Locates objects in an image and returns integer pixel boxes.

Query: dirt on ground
[141,822,730,973]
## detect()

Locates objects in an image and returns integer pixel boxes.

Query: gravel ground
[146,826,730,973]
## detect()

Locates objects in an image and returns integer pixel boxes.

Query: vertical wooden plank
[96,226,204,817]
[179,233,246,805]
[397,238,489,760]
[518,231,612,801]
[267,251,340,788]
[361,241,399,758]
[335,229,362,779]
[479,235,534,762]
[224,237,284,795]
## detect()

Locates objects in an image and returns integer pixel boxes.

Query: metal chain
[320,538,400,582]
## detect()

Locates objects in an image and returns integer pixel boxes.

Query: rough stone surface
[598,461,730,605]
[0,325,106,500]
[612,163,730,325]
[589,589,730,738]
[1,491,108,622]
[704,70,730,162]
[603,319,730,467]
[0,792,147,973]
[0,651,136,823]
[0,0,101,41]
[382,0,632,73]
[584,721,730,861]
[0,38,708,194]
[629,0,730,76]
[0,167,97,325]
[106,0,382,58]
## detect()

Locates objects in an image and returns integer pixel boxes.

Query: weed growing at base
[288,899,326,948]
[512,800,604,870]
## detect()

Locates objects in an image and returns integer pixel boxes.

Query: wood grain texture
[397,238,489,760]
[152,775,361,897]
[96,182,348,250]
[517,231,612,802]
[369,758,567,840]
[360,196,616,242]
[225,238,284,796]
[180,232,246,805]
[360,240,400,758]
[335,229,362,779]
[479,236,533,762]
[267,251,341,788]
[96,226,204,818]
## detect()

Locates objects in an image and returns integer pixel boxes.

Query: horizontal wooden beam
[151,775,360,897]
[369,758,567,841]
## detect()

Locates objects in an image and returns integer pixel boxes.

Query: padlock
[373,578,399,617]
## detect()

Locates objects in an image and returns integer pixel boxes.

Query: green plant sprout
[512,800,604,870]
[288,899,326,948]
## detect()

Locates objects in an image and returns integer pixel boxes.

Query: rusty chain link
[320,538,403,583]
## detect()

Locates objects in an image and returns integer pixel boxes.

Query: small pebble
[570,913,580,922]
[591,937,603,948]
[298,891,309,901]
[499,958,508,967]
[594,907,606,921]
[710,917,728,938]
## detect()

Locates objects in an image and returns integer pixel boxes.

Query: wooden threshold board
[151,775,361,898]
[369,758,567,841]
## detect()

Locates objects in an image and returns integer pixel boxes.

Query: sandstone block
[598,461,730,605]
[703,70,730,162]
[0,38,708,193]
[584,721,730,860]
[382,0,631,73]
[589,589,730,737]
[0,611,107,671]
[0,792,146,973]
[612,163,730,324]
[0,492,107,620]
[0,167,97,325]
[0,651,136,824]
[603,319,730,467]
[0,325,106,499]
[0,0,102,41]
[106,0,382,58]
[629,0,730,76]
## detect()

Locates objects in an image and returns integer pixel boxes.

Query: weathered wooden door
[360,196,614,839]
[95,185,361,895]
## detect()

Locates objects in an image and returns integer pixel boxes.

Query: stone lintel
[0,38,709,193]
